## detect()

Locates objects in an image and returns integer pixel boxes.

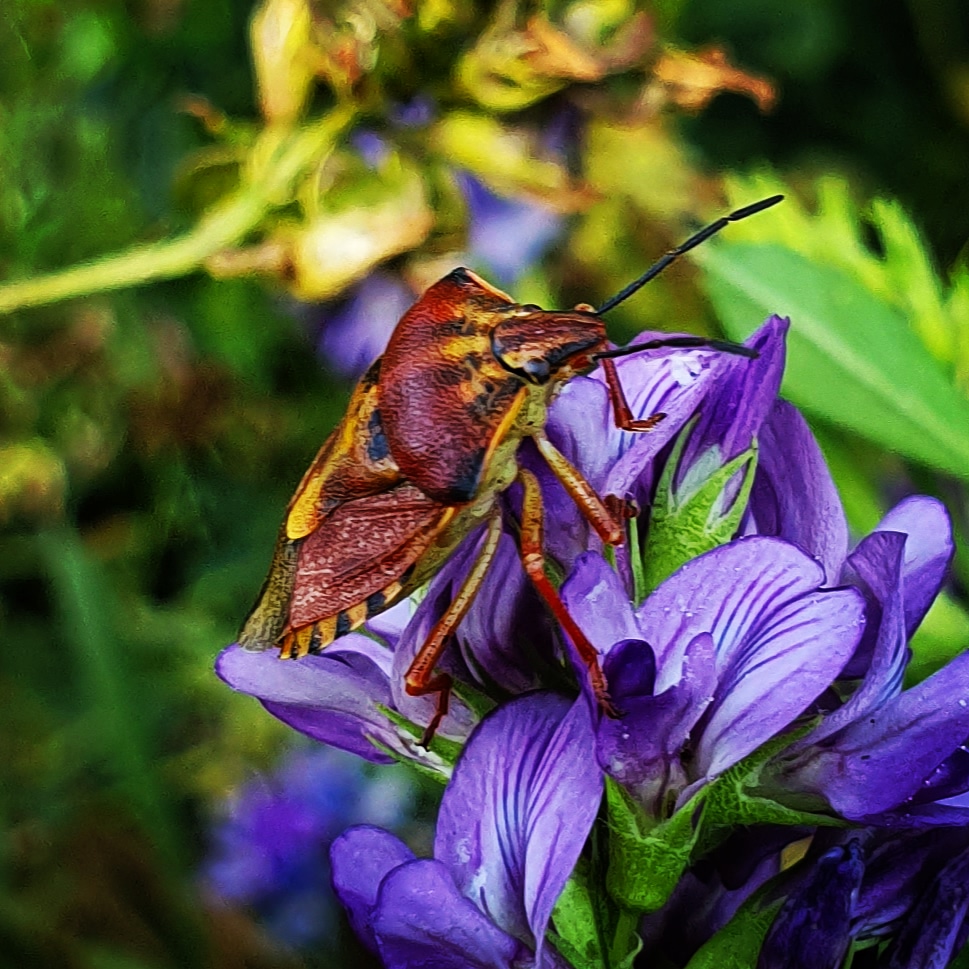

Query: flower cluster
[218,317,968,968]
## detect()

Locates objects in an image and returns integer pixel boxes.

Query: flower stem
[0,106,355,315]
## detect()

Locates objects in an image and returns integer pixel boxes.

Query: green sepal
[373,704,462,777]
[551,856,642,969]
[694,730,846,858]
[642,420,758,592]
[605,778,705,913]
[683,891,783,969]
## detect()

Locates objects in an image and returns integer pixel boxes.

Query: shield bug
[240,195,782,742]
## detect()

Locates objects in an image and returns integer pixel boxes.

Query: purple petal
[330,825,416,952]
[676,316,787,505]
[372,859,533,969]
[455,532,556,694]
[878,845,969,969]
[434,694,602,959]
[536,377,615,566]
[793,649,969,818]
[387,532,488,740]
[597,634,715,812]
[873,495,953,637]
[758,841,863,969]
[637,538,865,778]
[802,530,908,746]
[748,400,849,584]
[561,552,641,654]
[600,341,733,500]
[216,641,399,762]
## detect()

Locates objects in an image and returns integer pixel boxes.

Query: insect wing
[280,481,455,658]
[287,359,401,541]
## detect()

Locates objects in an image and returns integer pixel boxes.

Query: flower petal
[216,641,398,762]
[874,495,954,637]
[434,693,602,960]
[748,400,848,584]
[561,551,641,654]
[676,315,787,506]
[597,634,715,812]
[373,858,536,969]
[637,538,865,777]
[758,841,863,969]
[602,342,732,500]
[330,824,416,952]
[792,649,969,818]
[804,530,908,746]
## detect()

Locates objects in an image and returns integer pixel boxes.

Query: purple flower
[456,172,564,286]
[757,840,864,969]
[766,497,969,825]
[202,744,415,949]
[756,827,969,968]
[561,536,866,815]
[216,616,476,775]
[330,693,602,968]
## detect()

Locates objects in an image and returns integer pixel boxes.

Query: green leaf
[697,242,969,480]
[605,779,703,913]
[684,893,782,969]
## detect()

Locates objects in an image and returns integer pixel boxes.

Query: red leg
[404,511,503,745]
[532,430,624,546]
[601,357,666,432]
[517,467,618,717]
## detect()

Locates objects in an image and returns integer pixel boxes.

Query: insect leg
[600,357,667,433]
[531,430,624,546]
[517,467,618,717]
[404,510,504,746]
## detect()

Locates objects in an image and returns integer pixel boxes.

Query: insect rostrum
[239,197,782,743]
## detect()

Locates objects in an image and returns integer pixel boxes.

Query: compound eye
[521,357,551,383]
[519,303,543,313]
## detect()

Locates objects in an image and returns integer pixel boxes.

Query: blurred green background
[1,0,968,966]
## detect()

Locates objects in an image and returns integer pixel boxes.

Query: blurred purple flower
[202,744,415,949]
[330,693,601,968]
[317,272,416,379]
[456,172,564,286]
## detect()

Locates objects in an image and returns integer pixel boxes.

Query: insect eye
[519,304,543,313]
[520,358,551,383]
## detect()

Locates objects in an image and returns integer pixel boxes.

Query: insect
[239,195,782,743]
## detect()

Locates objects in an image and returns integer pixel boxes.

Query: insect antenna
[594,194,783,316]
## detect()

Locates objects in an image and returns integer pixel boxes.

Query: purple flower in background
[456,172,564,286]
[202,744,415,949]
[330,693,601,968]
[317,272,416,378]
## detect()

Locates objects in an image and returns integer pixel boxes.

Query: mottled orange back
[378,268,527,503]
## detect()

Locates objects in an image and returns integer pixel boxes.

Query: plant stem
[0,106,354,315]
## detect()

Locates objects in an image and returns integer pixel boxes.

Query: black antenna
[595,194,783,316]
